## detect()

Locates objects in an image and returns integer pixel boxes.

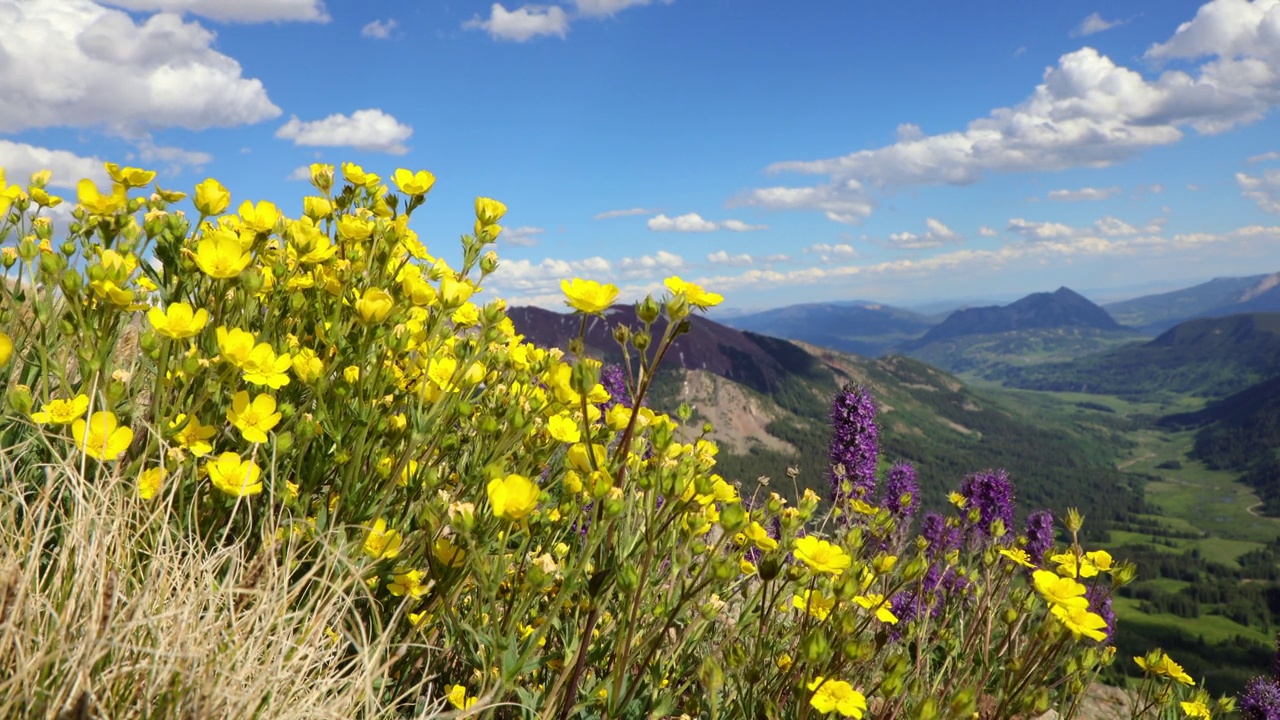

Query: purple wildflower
[959,469,1016,545]
[828,384,879,505]
[883,461,920,518]
[921,512,962,558]
[1025,510,1055,564]
[599,364,632,410]
[1241,677,1280,720]
[1085,584,1115,644]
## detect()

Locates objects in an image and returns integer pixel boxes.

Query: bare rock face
[1033,683,1131,720]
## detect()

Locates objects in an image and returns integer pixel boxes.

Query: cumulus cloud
[573,0,671,17]
[501,226,545,246]
[0,140,108,189]
[979,226,999,237]
[878,218,963,249]
[101,0,328,22]
[707,251,754,267]
[361,18,397,38]
[647,212,766,232]
[131,136,212,174]
[594,207,657,220]
[487,250,684,303]
[275,109,413,154]
[618,250,683,276]
[1249,151,1280,163]
[1073,12,1126,36]
[1047,186,1122,201]
[464,4,569,41]
[750,0,1280,222]
[1238,169,1280,212]
[805,243,858,262]
[287,165,312,181]
[0,0,281,134]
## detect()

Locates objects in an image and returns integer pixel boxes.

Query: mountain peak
[914,287,1124,344]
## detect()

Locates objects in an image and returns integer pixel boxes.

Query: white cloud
[707,251,754,267]
[464,4,569,41]
[805,243,858,262]
[275,109,413,154]
[502,226,545,246]
[1047,186,1122,201]
[1093,216,1143,236]
[0,140,108,189]
[288,165,312,181]
[979,226,998,237]
[647,212,765,232]
[752,2,1280,223]
[880,218,962,249]
[1238,169,1280,212]
[0,0,281,134]
[1007,218,1079,242]
[573,0,669,17]
[733,180,874,224]
[361,18,396,39]
[132,136,212,174]
[1249,151,1280,163]
[618,250,683,276]
[1073,12,1126,36]
[100,0,328,22]
[594,207,657,220]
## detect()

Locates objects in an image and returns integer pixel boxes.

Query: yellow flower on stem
[206,452,263,497]
[793,536,851,576]
[341,162,367,186]
[0,332,12,366]
[31,394,91,425]
[364,518,403,560]
[1180,700,1212,718]
[446,685,477,711]
[148,302,210,339]
[487,473,540,522]
[433,535,466,567]
[193,178,230,216]
[238,200,280,234]
[216,327,257,367]
[76,179,128,215]
[105,163,156,188]
[393,168,436,196]
[388,569,429,599]
[310,163,334,192]
[1032,569,1089,609]
[475,196,507,225]
[336,215,374,242]
[291,348,325,384]
[1049,603,1108,642]
[560,278,619,315]
[998,547,1036,569]
[1135,651,1195,686]
[72,411,134,461]
[288,219,337,264]
[169,413,216,456]
[806,678,867,719]
[194,234,251,279]
[744,521,778,551]
[242,343,292,388]
[138,467,164,500]
[439,276,474,307]
[355,287,395,324]
[792,589,837,621]
[302,196,333,220]
[546,413,581,443]
[226,391,281,444]
[664,276,724,309]
[853,594,899,624]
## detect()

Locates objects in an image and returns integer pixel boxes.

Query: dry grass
[0,441,447,719]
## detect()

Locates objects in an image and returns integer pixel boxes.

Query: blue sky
[3,0,1280,311]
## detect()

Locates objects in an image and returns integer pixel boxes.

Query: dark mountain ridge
[910,287,1127,346]
[1105,272,1280,333]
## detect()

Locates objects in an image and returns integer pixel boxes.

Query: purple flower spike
[1025,510,1055,564]
[1241,677,1280,720]
[828,384,879,505]
[599,364,632,410]
[883,461,919,518]
[959,469,1016,544]
[921,512,961,558]
[1085,584,1115,644]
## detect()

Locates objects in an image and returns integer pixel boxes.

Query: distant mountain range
[1103,273,1280,333]
[722,301,934,356]
[910,287,1127,345]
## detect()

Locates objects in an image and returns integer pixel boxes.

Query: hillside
[1001,313,1280,399]
[1105,272,1280,333]
[511,305,1145,531]
[901,327,1144,380]
[908,287,1126,345]
[722,301,935,356]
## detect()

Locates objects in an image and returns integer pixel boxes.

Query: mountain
[910,287,1126,345]
[1104,272,1280,333]
[721,301,935,356]
[894,288,1138,379]
[1002,313,1280,399]
[509,304,1144,531]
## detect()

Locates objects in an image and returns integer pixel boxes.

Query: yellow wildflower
[364,518,402,560]
[744,521,778,551]
[793,536,851,576]
[169,413,216,456]
[242,343,292,388]
[216,327,257,367]
[561,278,619,314]
[547,413,581,443]
[433,535,466,566]
[238,200,280,234]
[475,196,507,225]
[0,332,12,366]
[291,348,325,383]
[487,473,540,521]
[72,411,133,460]
[807,678,867,719]
[226,391,281,444]
[998,547,1036,569]
[148,302,209,339]
[664,276,724,309]
[853,594,899,624]
[1180,700,1212,718]
[105,162,156,188]
[302,195,333,220]
[1032,569,1089,609]
[138,467,164,500]
[31,394,90,425]
[1050,604,1108,642]
[355,287,395,324]
[311,163,334,191]
[393,168,436,195]
[340,162,367,186]
[439,275,474,307]
[194,234,251,279]
[193,178,231,215]
[206,452,263,497]
[76,179,128,215]
[388,569,429,599]
[446,685,476,711]
[336,215,374,242]
[792,589,836,620]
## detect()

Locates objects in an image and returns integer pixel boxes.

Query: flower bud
[480,250,499,274]
[636,294,660,324]
[7,384,33,414]
[17,237,37,262]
